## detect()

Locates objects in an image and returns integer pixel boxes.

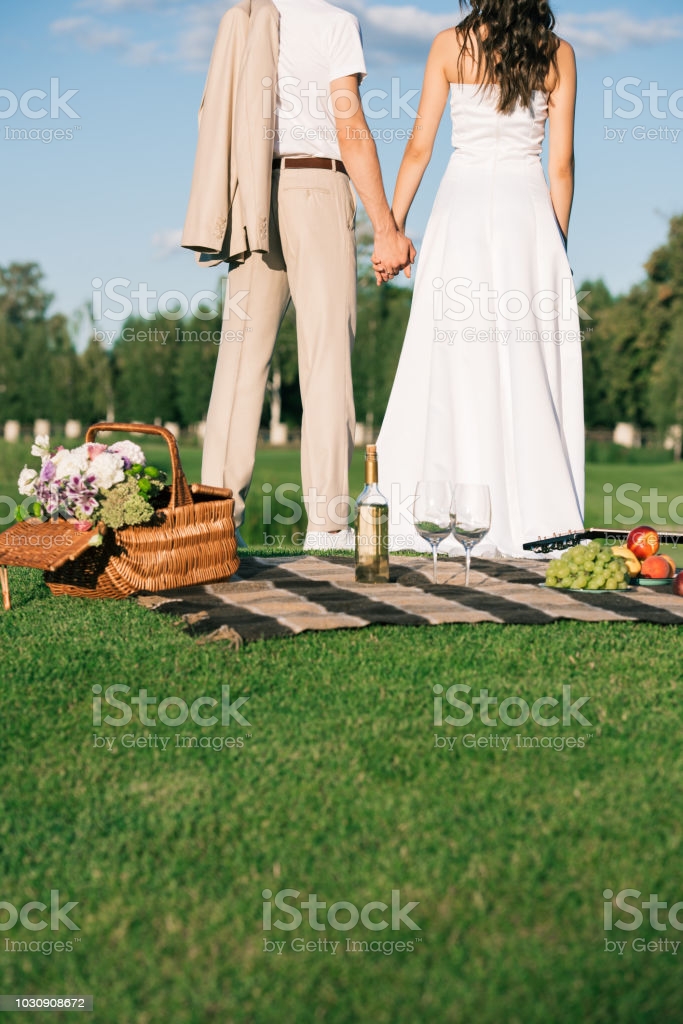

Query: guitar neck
[523,528,683,554]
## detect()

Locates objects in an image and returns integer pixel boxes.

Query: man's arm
[331,75,415,282]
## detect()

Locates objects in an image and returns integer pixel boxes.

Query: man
[182,0,413,549]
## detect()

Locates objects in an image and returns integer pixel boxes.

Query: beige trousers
[201,167,357,532]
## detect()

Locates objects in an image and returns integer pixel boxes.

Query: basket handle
[85,422,193,509]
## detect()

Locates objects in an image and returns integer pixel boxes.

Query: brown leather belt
[272,157,348,176]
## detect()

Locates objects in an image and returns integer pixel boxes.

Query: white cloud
[52,1,224,69]
[339,4,683,64]
[152,229,183,260]
[53,4,683,71]
[125,40,164,65]
[341,0,454,64]
[558,11,683,56]
[77,0,186,9]
[52,15,90,30]
[175,1,231,72]
[51,13,165,64]
[51,16,129,51]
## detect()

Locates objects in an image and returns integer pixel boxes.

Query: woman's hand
[371,233,417,283]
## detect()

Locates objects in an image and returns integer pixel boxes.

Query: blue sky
[1,0,682,343]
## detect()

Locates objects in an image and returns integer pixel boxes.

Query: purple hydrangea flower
[40,459,56,483]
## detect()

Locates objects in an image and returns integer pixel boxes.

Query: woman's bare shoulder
[547,36,576,92]
[431,27,461,52]
[555,37,576,63]
[429,25,477,80]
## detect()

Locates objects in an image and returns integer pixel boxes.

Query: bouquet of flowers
[17,434,167,534]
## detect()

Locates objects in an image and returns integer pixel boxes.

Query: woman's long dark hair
[457,0,560,113]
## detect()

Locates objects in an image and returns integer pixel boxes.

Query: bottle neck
[365,458,378,485]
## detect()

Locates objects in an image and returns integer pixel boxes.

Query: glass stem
[465,545,472,586]
[432,543,438,585]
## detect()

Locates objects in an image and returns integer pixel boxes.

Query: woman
[376,0,585,558]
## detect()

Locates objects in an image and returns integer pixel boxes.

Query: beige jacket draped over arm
[181,0,279,266]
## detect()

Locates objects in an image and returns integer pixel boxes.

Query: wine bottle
[354,444,390,583]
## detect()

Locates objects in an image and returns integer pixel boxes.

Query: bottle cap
[364,444,378,483]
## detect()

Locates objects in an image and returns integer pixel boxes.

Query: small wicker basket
[0,422,239,609]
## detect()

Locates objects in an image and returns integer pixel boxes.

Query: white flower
[69,444,99,468]
[52,446,90,481]
[31,434,50,459]
[18,467,37,496]
[108,440,146,467]
[89,451,125,491]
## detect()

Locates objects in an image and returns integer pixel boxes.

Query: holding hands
[371,225,416,284]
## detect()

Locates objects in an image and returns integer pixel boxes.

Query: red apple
[673,572,683,597]
[640,555,672,579]
[627,525,660,560]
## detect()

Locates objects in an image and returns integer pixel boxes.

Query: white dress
[377,84,585,558]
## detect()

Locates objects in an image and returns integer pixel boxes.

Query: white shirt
[272,0,367,159]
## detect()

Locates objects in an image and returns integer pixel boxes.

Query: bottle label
[355,506,390,582]
[356,507,388,551]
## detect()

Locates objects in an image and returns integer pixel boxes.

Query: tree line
[1,212,682,438]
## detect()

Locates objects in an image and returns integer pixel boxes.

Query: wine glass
[412,481,453,584]
[450,484,492,586]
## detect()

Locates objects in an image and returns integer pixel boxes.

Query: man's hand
[371,230,416,284]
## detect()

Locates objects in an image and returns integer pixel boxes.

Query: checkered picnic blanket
[137,555,683,645]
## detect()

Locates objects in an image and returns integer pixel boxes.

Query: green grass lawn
[1,574,682,1022]
[1,441,683,1021]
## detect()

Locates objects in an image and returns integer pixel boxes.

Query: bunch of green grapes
[545,541,630,591]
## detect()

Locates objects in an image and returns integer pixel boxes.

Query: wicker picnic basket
[0,422,239,608]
